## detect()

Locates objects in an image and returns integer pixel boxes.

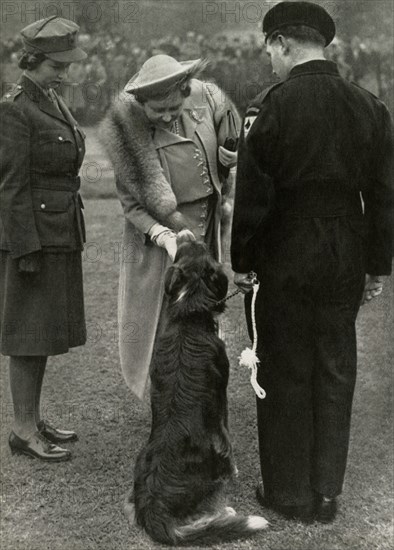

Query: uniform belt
[276,183,363,218]
[30,174,81,192]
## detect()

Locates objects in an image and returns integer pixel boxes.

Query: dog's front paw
[124,490,136,525]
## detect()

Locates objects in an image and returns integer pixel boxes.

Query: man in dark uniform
[231,2,393,523]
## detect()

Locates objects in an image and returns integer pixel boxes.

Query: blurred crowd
[1,29,392,123]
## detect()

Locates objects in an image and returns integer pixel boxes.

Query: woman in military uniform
[101,55,239,399]
[0,16,87,461]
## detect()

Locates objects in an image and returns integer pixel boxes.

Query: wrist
[148,223,171,241]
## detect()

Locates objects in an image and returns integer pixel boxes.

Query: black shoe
[256,482,315,524]
[9,431,71,462]
[37,420,78,444]
[315,495,337,523]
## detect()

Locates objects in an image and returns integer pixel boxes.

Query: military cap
[21,15,87,62]
[263,2,336,47]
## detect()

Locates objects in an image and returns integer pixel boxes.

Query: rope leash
[219,272,266,399]
[238,277,266,399]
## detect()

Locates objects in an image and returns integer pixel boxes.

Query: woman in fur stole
[101,55,240,399]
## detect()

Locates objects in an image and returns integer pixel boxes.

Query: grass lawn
[0,128,393,550]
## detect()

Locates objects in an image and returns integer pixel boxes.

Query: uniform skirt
[0,251,86,356]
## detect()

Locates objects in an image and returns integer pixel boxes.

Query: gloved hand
[155,230,177,261]
[218,146,238,168]
[149,223,177,261]
[234,271,258,293]
[18,251,42,274]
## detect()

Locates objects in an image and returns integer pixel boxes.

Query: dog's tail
[172,509,268,545]
[127,488,268,545]
[135,506,268,545]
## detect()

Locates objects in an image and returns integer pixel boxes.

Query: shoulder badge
[243,81,283,137]
[244,112,259,137]
[1,84,23,103]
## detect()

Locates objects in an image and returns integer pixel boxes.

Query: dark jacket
[231,60,393,275]
[0,74,86,259]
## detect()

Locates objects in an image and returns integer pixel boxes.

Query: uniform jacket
[100,79,239,399]
[231,60,393,275]
[0,74,86,259]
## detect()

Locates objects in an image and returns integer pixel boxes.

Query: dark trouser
[245,215,365,506]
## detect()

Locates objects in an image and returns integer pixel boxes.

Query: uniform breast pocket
[36,130,76,171]
[32,190,72,247]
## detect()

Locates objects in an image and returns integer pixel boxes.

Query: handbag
[217,109,240,180]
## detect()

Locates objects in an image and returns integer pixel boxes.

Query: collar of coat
[288,59,340,79]
[100,79,218,229]
[19,73,79,128]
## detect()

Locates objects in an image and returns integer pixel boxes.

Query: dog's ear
[164,265,185,297]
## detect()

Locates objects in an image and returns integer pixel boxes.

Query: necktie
[48,88,62,114]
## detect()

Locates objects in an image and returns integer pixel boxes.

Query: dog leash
[219,272,266,399]
[216,271,256,305]
[238,276,266,399]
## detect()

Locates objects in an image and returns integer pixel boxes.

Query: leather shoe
[9,431,71,462]
[256,482,315,524]
[37,420,78,444]
[315,495,337,523]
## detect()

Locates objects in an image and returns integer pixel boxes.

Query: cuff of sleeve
[8,242,42,260]
[148,223,172,240]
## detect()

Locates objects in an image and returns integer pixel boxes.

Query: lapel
[20,75,70,126]
[56,92,79,130]
[153,127,187,148]
[153,100,208,148]
[182,94,207,141]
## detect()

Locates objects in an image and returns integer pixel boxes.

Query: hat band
[23,37,77,54]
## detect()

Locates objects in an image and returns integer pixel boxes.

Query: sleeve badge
[244,115,258,137]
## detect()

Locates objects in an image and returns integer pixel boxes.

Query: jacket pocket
[38,130,75,149]
[36,130,76,172]
[32,189,72,247]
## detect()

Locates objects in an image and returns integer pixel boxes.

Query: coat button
[5,94,10,98]
[40,203,46,210]
[17,85,22,89]
[58,136,64,141]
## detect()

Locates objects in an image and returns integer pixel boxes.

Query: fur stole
[100,91,185,229]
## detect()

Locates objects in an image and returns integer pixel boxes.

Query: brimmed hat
[263,2,336,47]
[124,55,204,96]
[21,15,87,62]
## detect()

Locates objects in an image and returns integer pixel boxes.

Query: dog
[125,230,268,545]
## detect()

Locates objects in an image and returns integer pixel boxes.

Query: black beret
[263,2,336,47]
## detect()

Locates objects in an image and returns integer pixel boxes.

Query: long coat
[231,60,393,506]
[101,79,238,399]
[0,74,86,355]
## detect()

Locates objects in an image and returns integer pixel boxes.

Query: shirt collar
[288,60,340,79]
